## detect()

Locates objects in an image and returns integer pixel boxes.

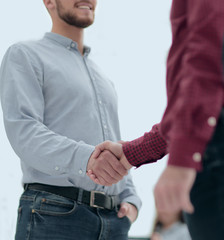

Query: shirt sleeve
[118,172,142,212]
[123,124,168,167]
[167,0,224,170]
[0,45,95,177]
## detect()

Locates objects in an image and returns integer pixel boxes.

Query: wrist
[120,154,132,170]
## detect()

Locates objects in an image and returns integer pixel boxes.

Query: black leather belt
[24,183,119,210]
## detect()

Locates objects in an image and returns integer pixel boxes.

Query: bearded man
[0,1,141,239]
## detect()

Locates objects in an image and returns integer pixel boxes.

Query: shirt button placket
[55,166,60,171]
[88,68,108,140]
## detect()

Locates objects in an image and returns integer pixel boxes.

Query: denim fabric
[15,189,131,240]
[184,108,224,240]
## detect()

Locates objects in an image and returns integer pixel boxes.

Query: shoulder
[2,39,46,71]
[4,38,44,60]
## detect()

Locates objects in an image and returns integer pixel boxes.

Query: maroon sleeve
[122,124,168,167]
[167,0,224,170]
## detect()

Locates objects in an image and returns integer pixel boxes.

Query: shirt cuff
[121,196,142,213]
[123,136,150,167]
[168,137,208,171]
[72,143,95,177]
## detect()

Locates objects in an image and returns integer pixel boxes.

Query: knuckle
[98,156,105,164]
[104,140,111,146]
[114,160,121,168]
[104,151,111,158]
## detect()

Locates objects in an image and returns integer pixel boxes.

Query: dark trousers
[184,108,224,240]
[15,189,131,240]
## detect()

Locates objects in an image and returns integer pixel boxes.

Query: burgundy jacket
[123,0,224,171]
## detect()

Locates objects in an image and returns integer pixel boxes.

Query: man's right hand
[87,149,128,186]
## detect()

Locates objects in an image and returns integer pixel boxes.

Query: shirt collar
[44,32,91,56]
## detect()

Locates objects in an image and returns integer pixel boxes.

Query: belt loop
[24,184,29,191]
[111,196,114,209]
[77,188,83,204]
[114,196,119,212]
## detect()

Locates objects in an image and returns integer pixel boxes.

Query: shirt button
[192,152,202,162]
[99,100,102,104]
[79,170,83,175]
[104,125,107,129]
[55,166,60,171]
[207,117,216,127]
[71,42,75,48]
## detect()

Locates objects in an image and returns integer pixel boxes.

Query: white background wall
[0,0,172,238]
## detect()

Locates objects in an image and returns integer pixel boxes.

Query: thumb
[117,203,128,218]
[91,146,102,159]
[117,140,126,144]
[182,194,194,214]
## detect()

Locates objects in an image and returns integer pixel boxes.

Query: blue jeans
[184,108,224,240]
[15,189,131,240]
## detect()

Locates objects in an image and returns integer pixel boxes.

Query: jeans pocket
[33,193,77,217]
[123,215,132,227]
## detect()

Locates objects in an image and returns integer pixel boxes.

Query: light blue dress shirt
[0,32,141,210]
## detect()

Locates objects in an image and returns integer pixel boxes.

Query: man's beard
[55,0,94,28]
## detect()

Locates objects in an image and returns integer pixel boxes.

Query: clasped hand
[86,141,132,186]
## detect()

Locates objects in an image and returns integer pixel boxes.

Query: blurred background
[0,0,172,238]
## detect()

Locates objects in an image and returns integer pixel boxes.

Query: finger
[87,170,113,186]
[100,150,128,179]
[96,141,112,152]
[89,150,126,185]
[87,170,97,180]
[156,188,182,213]
[94,174,113,186]
[98,169,119,185]
[117,203,128,218]
[89,175,102,185]
[93,163,117,186]
[91,147,102,159]
[97,141,122,159]
[181,193,194,213]
[154,184,169,213]
[117,140,125,144]
[166,187,182,212]
[101,156,124,181]
[87,171,103,185]
[107,154,128,177]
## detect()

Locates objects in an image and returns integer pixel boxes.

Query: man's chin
[76,20,94,28]
[66,17,94,28]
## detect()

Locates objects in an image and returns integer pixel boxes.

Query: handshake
[86,141,133,186]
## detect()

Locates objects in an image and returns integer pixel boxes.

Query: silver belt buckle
[90,190,105,209]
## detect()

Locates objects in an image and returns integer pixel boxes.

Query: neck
[52,20,84,55]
